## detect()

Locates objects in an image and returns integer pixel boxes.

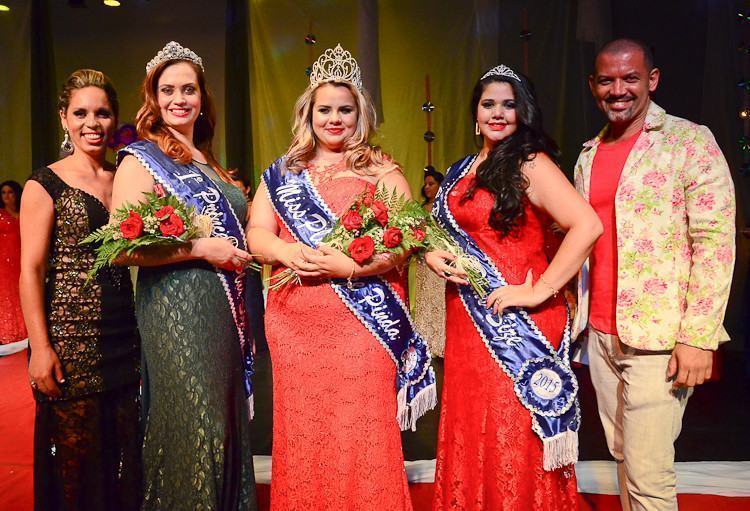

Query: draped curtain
[0,0,32,182]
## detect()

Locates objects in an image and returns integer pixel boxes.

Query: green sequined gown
[136,163,256,510]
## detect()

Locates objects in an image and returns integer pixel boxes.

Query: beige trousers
[587,327,692,511]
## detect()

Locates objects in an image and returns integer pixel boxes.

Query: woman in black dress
[19,69,141,510]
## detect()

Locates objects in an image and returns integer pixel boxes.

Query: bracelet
[346,261,357,289]
[538,274,559,298]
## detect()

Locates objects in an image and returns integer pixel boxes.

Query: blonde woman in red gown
[248,45,434,510]
[0,180,27,345]
[426,66,602,510]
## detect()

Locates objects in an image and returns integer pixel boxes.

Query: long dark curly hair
[1,180,22,211]
[421,167,444,205]
[464,70,560,237]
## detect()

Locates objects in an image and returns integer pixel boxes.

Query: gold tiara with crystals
[146,41,204,74]
[309,44,363,91]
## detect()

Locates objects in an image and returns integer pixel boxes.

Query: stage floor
[2,350,748,510]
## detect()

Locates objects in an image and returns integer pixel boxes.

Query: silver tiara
[309,44,362,90]
[481,64,521,82]
[146,41,204,74]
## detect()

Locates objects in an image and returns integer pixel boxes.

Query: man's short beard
[605,107,634,123]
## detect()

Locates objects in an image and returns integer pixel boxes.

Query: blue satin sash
[118,140,254,415]
[263,158,436,431]
[433,154,579,470]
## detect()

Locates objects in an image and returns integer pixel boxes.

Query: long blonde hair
[285,81,391,174]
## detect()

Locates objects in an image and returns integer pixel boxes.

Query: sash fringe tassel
[247,394,254,421]
[542,430,579,471]
[397,382,438,432]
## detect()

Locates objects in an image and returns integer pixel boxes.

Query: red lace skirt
[433,289,578,511]
[266,281,412,510]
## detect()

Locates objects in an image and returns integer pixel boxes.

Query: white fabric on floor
[0,339,28,357]
[251,456,750,496]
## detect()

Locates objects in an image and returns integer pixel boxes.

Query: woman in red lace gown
[426,66,602,510]
[0,180,27,345]
[248,46,415,510]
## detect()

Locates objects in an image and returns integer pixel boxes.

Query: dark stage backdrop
[0,0,747,460]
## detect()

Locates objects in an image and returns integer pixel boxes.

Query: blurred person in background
[0,180,28,348]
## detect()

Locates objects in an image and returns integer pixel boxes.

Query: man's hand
[666,343,713,388]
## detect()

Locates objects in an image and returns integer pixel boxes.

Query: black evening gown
[28,167,142,511]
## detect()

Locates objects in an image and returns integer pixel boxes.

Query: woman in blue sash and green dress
[248,44,435,510]
[426,65,602,510]
[111,42,256,511]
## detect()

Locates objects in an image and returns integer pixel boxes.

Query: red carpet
[0,350,34,511]
[2,350,748,511]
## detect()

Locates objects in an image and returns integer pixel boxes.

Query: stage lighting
[0,4,10,11]
[103,0,121,6]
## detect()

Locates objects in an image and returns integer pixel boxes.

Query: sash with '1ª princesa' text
[119,140,254,416]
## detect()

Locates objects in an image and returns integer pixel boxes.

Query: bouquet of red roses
[268,186,430,289]
[328,186,488,298]
[81,184,259,280]
[324,186,430,262]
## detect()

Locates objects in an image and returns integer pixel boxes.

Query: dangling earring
[474,122,480,136]
[60,128,74,154]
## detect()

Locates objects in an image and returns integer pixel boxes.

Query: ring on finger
[443,270,452,278]
[30,380,38,389]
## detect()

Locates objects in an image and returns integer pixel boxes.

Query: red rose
[159,213,186,237]
[412,228,426,242]
[371,200,389,226]
[382,226,403,248]
[362,189,374,207]
[342,209,363,231]
[120,210,144,240]
[154,205,174,219]
[348,236,375,264]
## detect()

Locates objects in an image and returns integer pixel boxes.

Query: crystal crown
[146,41,204,74]
[481,64,521,82]
[309,44,362,90]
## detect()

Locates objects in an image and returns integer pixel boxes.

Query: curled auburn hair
[285,81,393,175]
[465,72,560,237]
[135,60,230,182]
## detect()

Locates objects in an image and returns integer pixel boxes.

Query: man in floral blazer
[573,39,735,511]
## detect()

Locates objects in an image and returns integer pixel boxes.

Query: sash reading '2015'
[432,154,580,470]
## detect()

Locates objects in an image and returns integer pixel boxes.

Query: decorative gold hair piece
[146,41,204,74]
[309,44,363,90]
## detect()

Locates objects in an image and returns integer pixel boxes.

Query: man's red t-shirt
[588,131,641,335]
